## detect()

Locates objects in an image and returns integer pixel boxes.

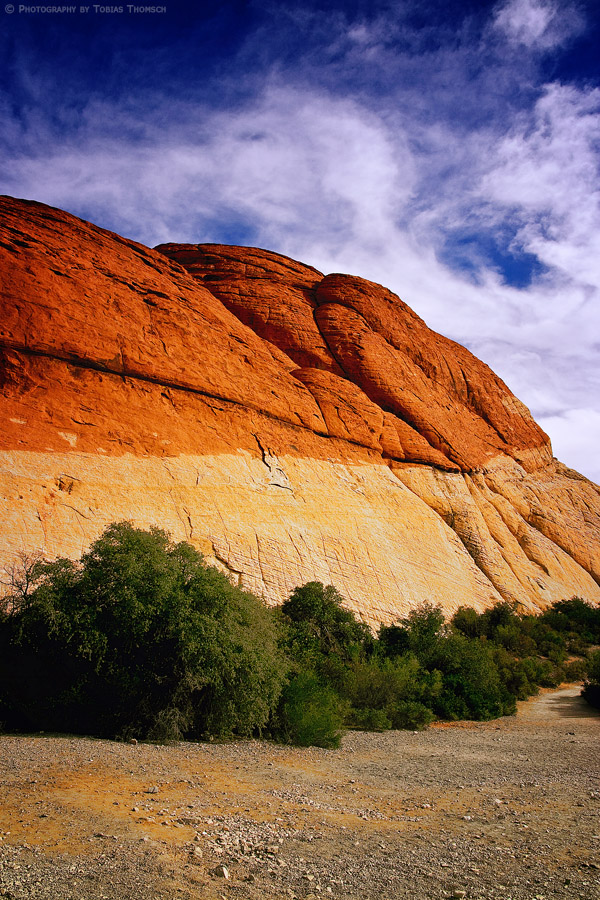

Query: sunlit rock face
[1,196,599,625]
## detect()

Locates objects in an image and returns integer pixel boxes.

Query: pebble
[212,864,230,879]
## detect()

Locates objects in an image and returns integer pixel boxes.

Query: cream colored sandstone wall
[2,448,599,626]
[393,459,600,613]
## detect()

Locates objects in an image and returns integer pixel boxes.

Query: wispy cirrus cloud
[493,0,584,49]
[480,84,600,287]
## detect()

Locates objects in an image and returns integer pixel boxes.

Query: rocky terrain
[1,195,599,623]
[0,686,598,900]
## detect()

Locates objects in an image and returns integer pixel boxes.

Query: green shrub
[535,658,564,688]
[399,603,446,661]
[389,700,435,730]
[563,658,588,682]
[349,707,392,731]
[343,655,420,709]
[582,650,600,709]
[480,601,518,639]
[430,633,514,720]
[566,635,591,656]
[493,649,539,700]
[276,672,346,748]
[583,682,600,708]
[528,621,567,659]
[3,534,597,743]
[542,598,600,643]
[146,706,190,743]
[0,523,287,741]
[451,606,483,639]
[377,622,411,656]
[281,581,373,664]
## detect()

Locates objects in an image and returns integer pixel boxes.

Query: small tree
[377,622,411,657]
[399,603,446,662]
[275,672,346,748]
[430,633,514,720]
[281,581,373,663]
[0,550,46,616]
[542,598,600,644]
[451,606,483,639]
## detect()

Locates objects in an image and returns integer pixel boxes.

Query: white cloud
[217,91,414,246]
[493,0,583,49]
[538,409,600,484]
[480,84,600,287]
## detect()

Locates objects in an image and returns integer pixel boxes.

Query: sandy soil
[0,686,599,900]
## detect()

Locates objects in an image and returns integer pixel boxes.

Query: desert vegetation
[1,523,599,747]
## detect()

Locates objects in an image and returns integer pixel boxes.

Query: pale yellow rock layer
[393,462,600,611]
[2,449,599,626]
[0,449,500,626]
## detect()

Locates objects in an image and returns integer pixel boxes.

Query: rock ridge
[157,242,551,475]
[1,196,599,623]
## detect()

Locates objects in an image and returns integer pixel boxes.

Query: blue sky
[1,0,599,481]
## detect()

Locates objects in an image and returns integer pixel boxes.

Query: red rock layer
[156,243,341,373]
[157,245,551,473]
[0,197,326,446]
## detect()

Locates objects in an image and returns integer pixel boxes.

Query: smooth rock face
[1,196,599,624]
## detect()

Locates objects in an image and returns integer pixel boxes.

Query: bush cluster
[582,650,600,709]
[0,524,286,741]
[277,588,600,744]
[1,524,598,747]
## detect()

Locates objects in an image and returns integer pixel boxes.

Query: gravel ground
[0,686,599,900]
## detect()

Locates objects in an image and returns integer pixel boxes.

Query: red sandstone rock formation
[158,243,552,474]
[1,196,598,623]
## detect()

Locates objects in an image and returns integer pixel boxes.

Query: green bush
[377,622,411,656]
[343,656,422,710]
[3,532,597,743]
[535,658,564,688]
[542,598,600,644]
[563,658,588,682]
[528,621,567,659]
[480,601,518,639]
[429,633,515,720]
[566,635,591,656]
[398,603,446,662]
[281,581,373,664]
[146,706,190,743]
[341,655,439,729]
[0,523,287,741]
[389,700,435,730]
[451,606,483,639]
[582,650,600,709]
[275,672,346,748]
[493,649,539,700]
[349,707,392,731]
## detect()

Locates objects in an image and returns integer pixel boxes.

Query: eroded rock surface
[1,196,598,623]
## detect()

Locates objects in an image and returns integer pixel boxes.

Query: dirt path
[517,685,599,720]
[1,687,599,900]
